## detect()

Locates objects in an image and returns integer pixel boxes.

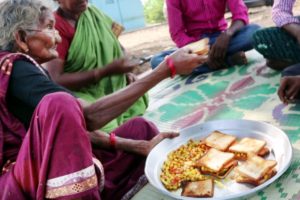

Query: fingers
[126,73,137,85]
[160,132,180,139]
[209,45,216,60]
[1,59,13,75]
[197,55,208,64]
[207,57,219,69]
[285,84,300,102]
[278,78,288,103]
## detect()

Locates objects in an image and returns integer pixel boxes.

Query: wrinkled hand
[278,76,300,104]
[126,72,137,85]
[168,48,208,75]
[106,57,139,74]
[0,59,13,76]
[208,32,231,69]
[0,59,13,98]
[140,132,179,156]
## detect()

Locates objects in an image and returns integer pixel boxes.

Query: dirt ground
[119,3,300,74]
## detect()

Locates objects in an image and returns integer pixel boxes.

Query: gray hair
[0,0,50,51]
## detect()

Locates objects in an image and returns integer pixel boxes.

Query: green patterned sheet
[133,50,300,200]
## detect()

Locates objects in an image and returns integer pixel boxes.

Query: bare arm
[44,57,137,91]
[44,58,107,90]
[282,23,300,44]
[226,20,245,37]
[82,49,207,131]
[89,130,179,156]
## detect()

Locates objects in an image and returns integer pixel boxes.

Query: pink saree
[0,52,159,200]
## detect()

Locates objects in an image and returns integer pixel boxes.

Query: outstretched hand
[126,72,137,85]
[168,48,208,75]
[278,76,300,104]
[140,132,179,156]
[106,57,139,74]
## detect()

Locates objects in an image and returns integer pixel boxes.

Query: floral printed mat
[132,50,300,200]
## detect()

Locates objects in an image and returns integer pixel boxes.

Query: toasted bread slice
[195,148,236,178]
[235,154,277,186]
[184,38,210,55]
[257,146,270,157]
[204,131,236,151]
[236,169,277,186]
[181,179,214,197]
[229,137,267,160]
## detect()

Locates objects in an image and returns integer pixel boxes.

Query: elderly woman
[0,0,206,199]
[44,0,148,132]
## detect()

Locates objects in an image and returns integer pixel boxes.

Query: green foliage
[144,0,165,24]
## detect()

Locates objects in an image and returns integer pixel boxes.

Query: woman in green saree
[45,0,147,132]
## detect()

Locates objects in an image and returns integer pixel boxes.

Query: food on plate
[235,154,277,186]
[160,140,206,190]
[228,137,270,160]
[195,148,238,178]
[181,179,214,198]
[184,38,210,55]
[202,130,236,151]
[159,131,277,197]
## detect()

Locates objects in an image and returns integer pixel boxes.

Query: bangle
[109,132,116,148]
[165,56,176,78]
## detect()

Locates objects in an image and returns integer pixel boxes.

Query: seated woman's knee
[40,92,79,111]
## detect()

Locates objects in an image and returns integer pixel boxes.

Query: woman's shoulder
[12,59,46,77]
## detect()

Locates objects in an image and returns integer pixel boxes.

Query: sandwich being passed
[235,154,277,186]
[184,38,210,55]
[201,131,237,151]
[181,179,214,198]
[195,148,238,178]
[228,137,270,160]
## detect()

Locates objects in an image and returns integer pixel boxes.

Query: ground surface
[119,3,300,74]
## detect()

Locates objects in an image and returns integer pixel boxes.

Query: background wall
[90,0,146,31]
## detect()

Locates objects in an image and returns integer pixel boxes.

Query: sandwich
[184,38,210,55]
[195,148,238,178]
[201,130,237,151]
[235,154,277,186]
[181,179,214,197]
[228,137,270,160]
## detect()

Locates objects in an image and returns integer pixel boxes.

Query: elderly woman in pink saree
[0,0,207,199]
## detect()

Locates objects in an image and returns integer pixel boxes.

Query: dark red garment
[54,12,76,60]
[0,52,159,199]
[0,52,28,171]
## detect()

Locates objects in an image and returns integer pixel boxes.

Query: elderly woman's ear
[14,30,29,53]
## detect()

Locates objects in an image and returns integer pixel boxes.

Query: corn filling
[160,140,206,190]
[200,166,229,176]
[234,152,247,159]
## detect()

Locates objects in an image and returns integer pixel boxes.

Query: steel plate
[145,119,292,200]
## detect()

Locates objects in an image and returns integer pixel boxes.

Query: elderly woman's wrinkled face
[24,10,61,64]
[58,0,88,15]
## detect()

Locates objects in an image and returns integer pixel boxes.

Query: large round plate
[145,119,293,200]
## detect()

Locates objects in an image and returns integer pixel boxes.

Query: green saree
[64,6,148,132]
